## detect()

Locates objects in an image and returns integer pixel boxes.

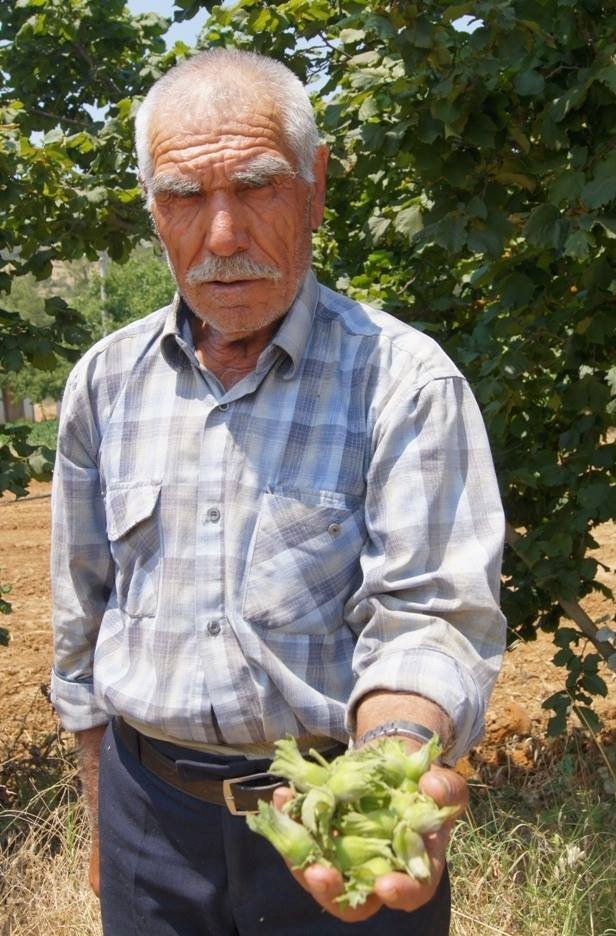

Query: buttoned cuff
[50,668,110,732]
[345,647,485,766]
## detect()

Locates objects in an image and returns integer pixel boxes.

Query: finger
[301,863,383,922]
[288,862,342,902]
[272,786,294,811]
[88,848,100,898]
[374,794,455,915]
[419,765,468,819]
[425,820,452,859]
[374,869,439,913]
[373,818,450,914]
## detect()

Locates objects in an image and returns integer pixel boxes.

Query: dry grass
[1,729,615,936]
[450,731,616,936]
[0,731,100,936]
[450,789,616,936]
[1,799,100,936]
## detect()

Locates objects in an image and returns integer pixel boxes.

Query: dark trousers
[99,720,451,935]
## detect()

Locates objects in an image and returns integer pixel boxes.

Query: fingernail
[381,886,398,901]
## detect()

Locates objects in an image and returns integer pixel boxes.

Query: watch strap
[354,720,438,749]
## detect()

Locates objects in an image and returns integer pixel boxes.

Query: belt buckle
[222,771,276,816]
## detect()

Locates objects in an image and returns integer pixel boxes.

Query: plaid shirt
[51,270,506,763]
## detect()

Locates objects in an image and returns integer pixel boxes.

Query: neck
[190,317,280,390]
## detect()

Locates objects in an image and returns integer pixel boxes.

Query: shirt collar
[160,293,190,371]
[160,269,319,379]
[269,269,319,380]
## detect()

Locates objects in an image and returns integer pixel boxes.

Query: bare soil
[1,481,614,775]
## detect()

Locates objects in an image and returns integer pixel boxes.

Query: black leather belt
[114,718,345,815]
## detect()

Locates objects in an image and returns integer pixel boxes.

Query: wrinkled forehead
[148,96,295,183]
[150,85,287,152]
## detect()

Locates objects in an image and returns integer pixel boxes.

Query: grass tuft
[0,729,100,936]
[449,731,616,936]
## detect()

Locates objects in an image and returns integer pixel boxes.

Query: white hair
[135,49,320,186]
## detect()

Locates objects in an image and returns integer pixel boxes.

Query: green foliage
[8,417,58,450]
[0,298,85,379]
[0,248,174,404]
[192,0,616,727]
[0,0,178,495]
[84,245,175,338]
[1,284,86,403]
[0,0,186,278]
[0,268,85,402]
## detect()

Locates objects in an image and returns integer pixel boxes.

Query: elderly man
[51,49,505,935]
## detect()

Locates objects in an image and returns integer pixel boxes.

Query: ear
[309,144,329,231]
[138,171,156,217]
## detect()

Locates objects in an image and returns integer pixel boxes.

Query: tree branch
[71,42,122,98]
[505,521,614,662]
[28,108,95,130]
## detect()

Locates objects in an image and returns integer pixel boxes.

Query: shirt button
[207,619,222,636]
[218,402,229,411]
[328,522,342,538]
[206,507,221,523]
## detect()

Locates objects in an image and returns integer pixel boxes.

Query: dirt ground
[1,480,614,774]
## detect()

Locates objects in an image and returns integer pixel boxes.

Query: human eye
[179,188,201,199]
[156,186,201,205]
[238,178,273,194]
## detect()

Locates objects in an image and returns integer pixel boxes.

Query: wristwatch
[354,719,438,749]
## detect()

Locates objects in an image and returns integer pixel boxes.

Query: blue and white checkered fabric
[51,270,506,763]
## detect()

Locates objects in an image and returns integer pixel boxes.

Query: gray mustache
[185,256,281,285]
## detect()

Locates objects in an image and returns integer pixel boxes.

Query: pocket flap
[105,483,161,542]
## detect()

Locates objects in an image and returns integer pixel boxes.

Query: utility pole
[99,250,110,336]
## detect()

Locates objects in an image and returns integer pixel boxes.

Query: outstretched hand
[272,763,468,923]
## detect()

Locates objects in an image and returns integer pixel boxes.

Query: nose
[203,192,249,257]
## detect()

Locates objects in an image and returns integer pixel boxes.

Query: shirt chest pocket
[242,489,367,633]
[105,482,162,619]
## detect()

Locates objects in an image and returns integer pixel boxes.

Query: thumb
[419,765,468,818]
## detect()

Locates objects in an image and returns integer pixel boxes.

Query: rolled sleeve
[345,374,506,760]
[346,648,484,765]
[50,668,109,732]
